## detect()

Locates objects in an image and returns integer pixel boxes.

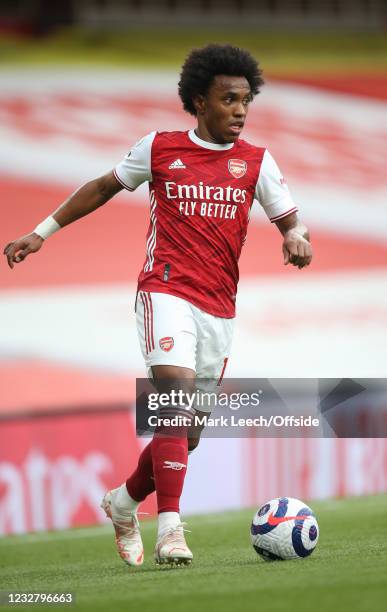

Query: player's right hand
[3,233,44,269]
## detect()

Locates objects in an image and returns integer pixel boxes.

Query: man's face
[194,75,252,144]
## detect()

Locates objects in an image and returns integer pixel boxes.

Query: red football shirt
[114,129,297,318]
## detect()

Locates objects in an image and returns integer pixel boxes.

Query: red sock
[151,435,188,513]
[126,441,155,502]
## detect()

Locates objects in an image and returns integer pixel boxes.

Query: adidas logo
[169,158,186,169]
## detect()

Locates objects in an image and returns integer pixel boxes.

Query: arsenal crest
[228,159,247,179]
[159,336,174,352]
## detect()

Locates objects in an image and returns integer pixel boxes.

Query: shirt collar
[188,129,235,151]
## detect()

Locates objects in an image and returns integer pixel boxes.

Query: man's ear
[193,94,206,115]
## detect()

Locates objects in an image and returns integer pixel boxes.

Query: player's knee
[188,437,200,453]
[151,365,196,396]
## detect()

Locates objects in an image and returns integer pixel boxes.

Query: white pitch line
[1,497,381,545]
[0,512,242,546]
[0,525,112,546]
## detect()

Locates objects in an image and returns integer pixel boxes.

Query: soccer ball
[251,497,319,561]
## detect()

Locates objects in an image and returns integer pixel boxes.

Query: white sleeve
[255,150,298,222]
[114,131,156,191]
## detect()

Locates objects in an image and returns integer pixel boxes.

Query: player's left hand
[282,230,312,269]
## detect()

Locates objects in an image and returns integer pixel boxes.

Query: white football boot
[101,488,144,566]
[154,523,193,566]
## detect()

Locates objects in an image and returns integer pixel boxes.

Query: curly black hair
[178,44,264,116]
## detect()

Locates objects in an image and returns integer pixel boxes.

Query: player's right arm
[4,131,155,269]
[3,170,123,269]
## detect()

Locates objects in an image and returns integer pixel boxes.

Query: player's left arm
[275,212,312,269]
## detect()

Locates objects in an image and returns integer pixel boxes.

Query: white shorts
[136,291,234,383]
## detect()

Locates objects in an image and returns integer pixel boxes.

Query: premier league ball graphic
[251,497,319,561]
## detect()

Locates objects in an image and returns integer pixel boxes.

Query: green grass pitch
[0,495,386,612]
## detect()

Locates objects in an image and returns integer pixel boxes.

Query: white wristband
[33,216,61,240]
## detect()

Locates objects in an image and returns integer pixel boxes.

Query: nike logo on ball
[267,512,310,525]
